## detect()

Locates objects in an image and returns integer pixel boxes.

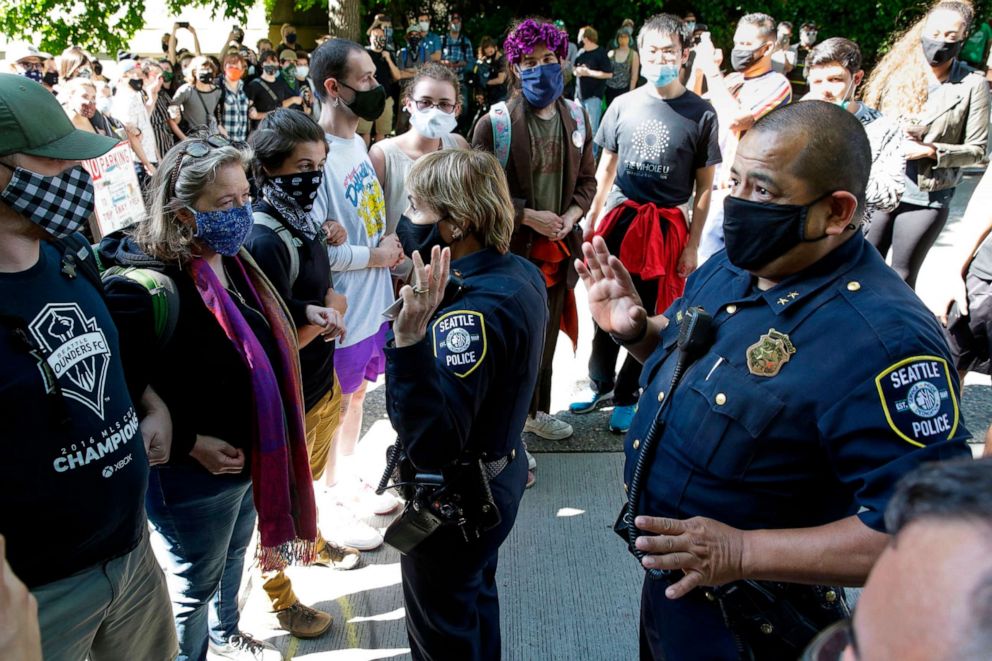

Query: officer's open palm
[576,236,647,340]
[394,246,451,348]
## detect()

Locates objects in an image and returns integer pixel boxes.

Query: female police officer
[382,148,548,660]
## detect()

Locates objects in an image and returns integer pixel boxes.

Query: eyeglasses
[169,134,246,199]
[413,98,456,114]
[800,619,858,661]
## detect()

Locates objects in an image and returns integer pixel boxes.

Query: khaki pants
[34,532,178,661]
[262,379,342,610]
[357,97,395,140]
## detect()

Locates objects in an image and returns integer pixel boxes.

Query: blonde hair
[58,47,90,81]
[130,139,253,263]
[185,55,213,85]
[862,1,975,117]
[406,149,514,254]
[402,62,462,110]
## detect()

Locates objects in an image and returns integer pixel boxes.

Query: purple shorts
[334,322,389,395]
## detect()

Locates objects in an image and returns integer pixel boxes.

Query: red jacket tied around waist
[593,200,689,314]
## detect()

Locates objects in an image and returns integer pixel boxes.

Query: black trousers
[587,216,660,406]
[866,201,952,289]
[531,280,568,415]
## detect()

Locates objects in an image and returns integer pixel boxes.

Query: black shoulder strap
[51,233,104,296]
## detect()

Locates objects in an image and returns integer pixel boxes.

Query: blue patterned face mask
[519,62,564,108]
[189,203,253,256]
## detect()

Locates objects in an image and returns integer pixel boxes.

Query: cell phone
[382,298,404,321]
[178,21,189,28]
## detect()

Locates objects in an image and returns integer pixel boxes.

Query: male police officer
[577,101,973,660]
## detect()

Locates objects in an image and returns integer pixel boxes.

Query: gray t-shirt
[596,86,721,208]
[170,84,222,133]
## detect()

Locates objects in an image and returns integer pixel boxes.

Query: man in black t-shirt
[359,20,400,144]
[572,14,721,435]
[247,50,302,129]
[574,26,614,158]
[0,74,177,660]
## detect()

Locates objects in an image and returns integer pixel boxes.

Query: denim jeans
[146,464,256,661]
[582,96,604,160]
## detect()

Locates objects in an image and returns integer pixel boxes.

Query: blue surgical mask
[519,62,564,109]
[189,204,253,256]
[654,63,680,88]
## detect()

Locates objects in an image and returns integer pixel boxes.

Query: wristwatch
[610,319,648,347]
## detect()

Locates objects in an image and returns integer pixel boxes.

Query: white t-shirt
[111,87,158,163]
[311,133,394,347]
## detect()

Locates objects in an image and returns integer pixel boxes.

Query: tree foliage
[3,0,992,63]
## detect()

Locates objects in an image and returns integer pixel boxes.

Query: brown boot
[314,541,360,570]
[275,603,333,638]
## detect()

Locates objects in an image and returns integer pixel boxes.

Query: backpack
[489,99,586,169]
[59,232,179,348]
[253,210,302,286]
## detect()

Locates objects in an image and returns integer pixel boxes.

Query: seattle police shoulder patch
[875,355,959,447]
[431,310,487,378]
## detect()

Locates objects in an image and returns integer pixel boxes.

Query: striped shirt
[221,80,250,142]
[736,70,792,121]
[149,90,177,158]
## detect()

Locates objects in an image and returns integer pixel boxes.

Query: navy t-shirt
[596,86,721,207]
[0,242,147,588]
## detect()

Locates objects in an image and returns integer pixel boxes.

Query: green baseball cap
[0,73,118,159]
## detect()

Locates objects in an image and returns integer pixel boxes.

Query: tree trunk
[326,0,361,41]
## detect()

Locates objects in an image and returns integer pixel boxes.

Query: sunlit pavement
[231,170,989,660]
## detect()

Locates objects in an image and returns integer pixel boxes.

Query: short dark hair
[885,458,992,535]
[806,37,862,75]
[750,101,871,220]
[259,50,278,64]
[249,108,327,186]
[885,457,992,658]
[310,38,365,102]
[778,21,793,31]
[800,22,818,31]
[739,13,777,40]
[638,13,687,50]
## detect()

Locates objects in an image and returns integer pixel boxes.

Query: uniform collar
[723,232,866,314]
[451,246,506,278]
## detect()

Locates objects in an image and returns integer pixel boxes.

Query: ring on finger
[413,285,429,295]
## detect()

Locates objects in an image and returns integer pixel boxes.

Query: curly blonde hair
[406,149,514,254]
[862,1,974,117]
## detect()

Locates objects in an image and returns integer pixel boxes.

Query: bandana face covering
[190,204,254,256]
[0,164,95,238]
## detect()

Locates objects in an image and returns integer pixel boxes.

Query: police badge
[746,329,796,377]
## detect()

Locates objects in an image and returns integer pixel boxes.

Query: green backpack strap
[253,210,301,286]
[101,266,179,347]
[489,101,512,169]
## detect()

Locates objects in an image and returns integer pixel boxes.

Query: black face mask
[42,71,59,87]
[270,170,324,212]
[722,193,841,271]
[339,82,387,121]
[921,36,963,66]
[197,70,213,83]
[731,44,767,72]
[262,64,279,76]
[397,213,449,256]
[128,78,143,91]
[286,33,297,44]
[162,41,170,53]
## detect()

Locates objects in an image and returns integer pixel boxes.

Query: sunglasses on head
[169,134,248,199]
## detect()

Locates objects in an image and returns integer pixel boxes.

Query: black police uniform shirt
[0,242,148,588]
[595,87,721,209]
[245,200,335,412]
[384,247,548,472]
[626,232,972,535]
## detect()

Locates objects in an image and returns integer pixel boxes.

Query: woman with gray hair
[98,136,317,661]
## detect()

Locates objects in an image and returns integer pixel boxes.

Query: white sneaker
[208,632,281,661]
[324,504,384,551]
[328,478,400,516]
[526,449,537,471]
[523,411,574,440]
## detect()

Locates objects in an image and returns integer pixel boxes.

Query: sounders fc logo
[28,303,112,419]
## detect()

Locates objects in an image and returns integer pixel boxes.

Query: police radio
[615,306,715,579]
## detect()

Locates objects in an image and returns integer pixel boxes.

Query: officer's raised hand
[394,245,451,347]
[634,515,746,600]
[576,236,648,341]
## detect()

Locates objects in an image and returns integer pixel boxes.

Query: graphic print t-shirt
[596,87,721,208]
[311,133,394,347]
[527,110,564,215]
[0,243,147,588]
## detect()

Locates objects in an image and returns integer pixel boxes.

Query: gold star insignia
[788,291,799,299]
[777,297,789,306]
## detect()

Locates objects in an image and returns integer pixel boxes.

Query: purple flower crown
[503,19,569,65]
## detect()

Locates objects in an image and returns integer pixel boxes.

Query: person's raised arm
[188,24,202,56]
[168,23,179,65]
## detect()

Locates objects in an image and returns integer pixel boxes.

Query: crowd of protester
[3,1,992,659]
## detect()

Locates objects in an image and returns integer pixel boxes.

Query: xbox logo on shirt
[102,465,114,478]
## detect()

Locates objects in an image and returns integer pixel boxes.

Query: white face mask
[409,106,457,138]
[419,21,430,33]
[96,95,113,115]
[296,65,309,79]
